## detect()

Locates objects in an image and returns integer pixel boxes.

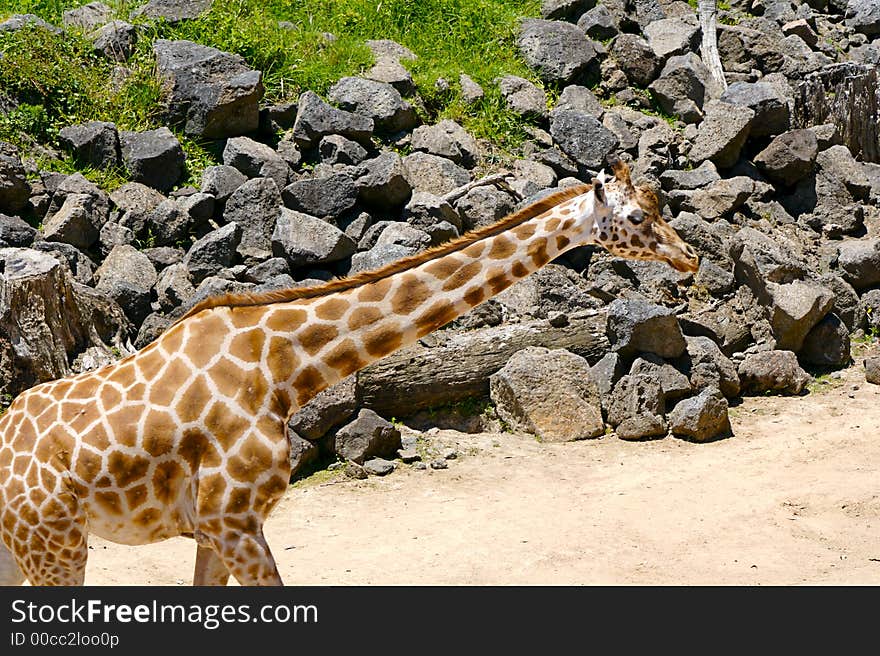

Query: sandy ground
[83,354,880,586]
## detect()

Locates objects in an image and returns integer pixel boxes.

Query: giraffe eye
[629,209,644,224]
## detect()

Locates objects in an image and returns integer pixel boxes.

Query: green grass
[0,0,545,187]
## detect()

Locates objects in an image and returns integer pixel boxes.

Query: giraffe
[0,159,698,586]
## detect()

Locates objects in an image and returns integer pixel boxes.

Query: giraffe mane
[175,183,592,323]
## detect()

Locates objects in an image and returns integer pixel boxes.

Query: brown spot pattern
[391,276,431,315]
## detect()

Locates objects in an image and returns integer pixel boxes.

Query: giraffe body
[0,161,698,585]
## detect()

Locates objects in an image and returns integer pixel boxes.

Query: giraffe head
[590,158,699,273]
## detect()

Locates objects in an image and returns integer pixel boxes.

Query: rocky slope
[0,0,878,478]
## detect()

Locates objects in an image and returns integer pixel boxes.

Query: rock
[292,90,374,149]
[677,336,740,399]
[282,173,357,220]
[554,85,603,117]
[738,350,810,395]
[155,263,195,311]
[679,176,757,220]
[606,298,687,359]
[271,208,356,269]
[606,374,667,440]
[411,120,479,168]
[153,38,262,138]
[403,152,470,197]
[660,160,720,191]
[365,56,416,97]
[32,242,96,286]
[550,110,619,172]
[754,129,818,187]
[222,136,289,190]
[95,243,158,290]
[586,351,627,401]
[459,74,484,104]
[402,192,462,233]
[816,145,872,201]
[111,182,166,237]
[688,100,754,169]
[817,273,861,332]
[649,53,721,123]
[319,135,369,166]
[859,289,880,333]
[90,20,137,62]
[0,14,61,33]
[865,357,880,385]
[518,18,601,85]
[610,33,662,87]
[455,186,516,231]
[398,448,421,463]
[200,165,247,203]
[289,375,358,441]
[429,459,448,470]
[729,227,808,297]
[765,280,834,352]
[846,0,880,36]
[357,152,412,209]
[119,127,185,192]
[496,75,548,120]
[668,387,731,442]
[720,81,790,138]
[58,121,120,169]
[344,461,367,479]
[288,433,320,478]
[644,16,700,61]
[364,458,395,476]
[328,77,417,133]
[489,346,604,442]
[577,5,619,40]
[223,177,282,262]
[541,0,594,21]
[799,313,851,368]
[837,239,880,290]
[629,353,692,401]
[0,214,36,248]
[183,222,241,284]
[144,199,192,247]
[63,2,112,30]
[132,0,212,23]
[0,146,30,214]
[332,409,401,464]
[0,248,129,398]
[40,194,102,250]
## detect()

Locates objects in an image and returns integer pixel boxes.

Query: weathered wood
[699,0,728,91]
[357,310,609,416]
[794,62,880,163]
[442,172,515,204]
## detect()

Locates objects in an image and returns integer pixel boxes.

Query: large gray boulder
[610,33,662,87]
[200,165,247,203]
[676,335,740,399]
[0,145,30,214]
[331,409,401,465]
[90,20,137,62]
[688,100,754,169]
[0,214,36,248]
[411,120,480,168]
[846,0,880,36]
[606,374,667,440]
[119,127,185,192]
[518,18,602,85]
[63,2,112,30]
[754,129,818,187]
[765,280,834,352]
[541,0,595,21]
[629,353,692,402]
[455,186,516,231]
[40,194,103,250]
[489,346,604,442]
[644,15,700,61]
[668,387,731,442]
[222,136,290,190]
[649,53,722,123]
[403,152,470,197]
[132,0,213,22]
[223,177,282,262]
[357,152,413,210]
[738,350,810,395]
[328,77,418,133]
[154,39,263,138]
[183,222,241,284]
[606,298,687,359]
[719,81,790,138]
[837,239,880,290]
[289,375,359,441]
[497,75,549,120]
[550,110,619,171]
[292,91,374,149]
[577,5,619,40]
[799,314,851,368]
[271,208,356,268]
[94,244,157,324]
[58,121,120,169]
[282,173,357,220]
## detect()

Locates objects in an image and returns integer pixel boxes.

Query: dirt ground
[83,353,880,586]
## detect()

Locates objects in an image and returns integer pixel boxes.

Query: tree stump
[794,62,880,163]
[356,311,609,416]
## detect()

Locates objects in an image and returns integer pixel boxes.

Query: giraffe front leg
[208,526,283,586]
[193,544,231,586]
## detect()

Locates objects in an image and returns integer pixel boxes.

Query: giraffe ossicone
[0,159,698,586]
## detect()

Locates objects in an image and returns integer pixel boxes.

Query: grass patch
[1,0,545,186]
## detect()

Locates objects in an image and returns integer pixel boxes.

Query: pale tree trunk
[699,0,728,92]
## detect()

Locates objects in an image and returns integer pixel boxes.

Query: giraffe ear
[608,156,632,187]
[591,177,606,208]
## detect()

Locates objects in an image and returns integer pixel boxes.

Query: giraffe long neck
[254,190,598,414]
